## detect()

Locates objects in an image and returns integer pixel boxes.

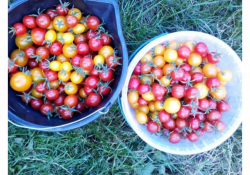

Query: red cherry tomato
[45,89,59,100]
[189,117,200,130]
[207,52,221,64]
[177,46,191,59]
[98,85,111,96]
[35,82,47,93]
[206,110,222,121]
[140,62,152,74]
[23,15,37,28]
[40,104,54,116]
[191,72,204,83]
[85,76,99,88]
[56,3,69,15]
[133,62,141,75]
[99,69,113,82]
[128,77,140,90]
[208,98,217,109]
[163,118,175,130]
[206,77,220,89]
[10,23,26,36]
[138,84,150,95]
[46,8,58,20]
[106,55,120,69]
[77,42,89,55]
[176,118,188,129]
[24,46,36,58]
[198,98,209,111]
[74,33,88,44]
[147,121,159,133]
[138,97,149,106]
[171,69,185,81]
[88,38,104,52]
[158,111,170,122]
[194,42,208,57]
[49,41,62,55]
[59,109,73,120]
[187,132,199,142]
[44,70,58,82]
[100,33,111,45]
[155,95,164,101]
[85,93,101,107]
[215,121,226,131]
[86,30,98,40]
[36,14,51,28]
[152,83,166,97]
[30,98,43,110]
[181,71,191,83]
[169,131,181,144]
[39,59,50,71]
[64,94,78,108]
[176,106,191,119]
[31,27,46,45]
[80,57,94,71]
[171,84,185,99]
[90,68,99,76]
[185,87,199,99]
[54,95,66,106]
[71,55,82,67]
[86,16,100,30]
[65,15,78,28]
[36,46,49,60]
[217,101,230,112]
[83,86,94,95]
[180,63,191,72]
[28,59,39,68]
[196,113,206,122]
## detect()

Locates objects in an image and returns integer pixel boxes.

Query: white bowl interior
[121,31,242,155]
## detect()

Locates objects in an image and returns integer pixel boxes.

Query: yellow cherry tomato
[57,53,70,63]
[188,53,202,66]
[49,61,62,71]
[166,41,181,50]
[141,54,153,63]
[31,88,43,98]
[58,71,71,81]
[45,30,57,43]
[153,56,165,68]
[30,68,45,83]
[10,49,28,67]
[70,71,84,84]
[53,16,68,32]
[217,70,232,82]
[182,40,195,53]
[63,32,75,44]
[63,43,77,58]
[148,101,156,112]
[15,33,33,50]
[79,88,87,98]
[155,101,165,111]
[128,91,139,104]
[162,64,174,76]
[142,91,155,102]
[202,63,218,78]
[138,106,149,114]
[175,58,184,66]
[164,48,178,62]
[93,55,105,66]
[57,32,65,44]
[49,80,59,89]
[154,45,166,56]
[10,72,32,92]
[60,62,72,72]
[210,86,227,100]
[136,112,148,124]
[190,66,203,74]
[194,83,209,99]
[68,8,82,20]
[160,76,171,86]
[65,82,78,95]
[164,97,181,114]
[73,23,86,34]
[98,46,114,59]
[130,102,139,109]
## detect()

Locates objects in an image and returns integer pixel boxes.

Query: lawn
[8,0,242,174]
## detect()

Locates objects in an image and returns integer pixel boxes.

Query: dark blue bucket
[8,0,128,132]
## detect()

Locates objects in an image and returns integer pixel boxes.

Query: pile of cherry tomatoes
[128,41,232,144]
[8,0,121,120]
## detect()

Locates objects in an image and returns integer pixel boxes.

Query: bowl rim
[121,31,242,155]
[8,0,128,132]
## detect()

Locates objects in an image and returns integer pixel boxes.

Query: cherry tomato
[10,72,32,92]
[31,27,46,45]
[217,101,230,112]
[176,118,188,129]
[198,98,209,111]
[10,49,29,67]
[36,14,51,28]
[89,38,103,52]
[65,82,78,95]
[206,77,220,89]
[62,43,77,58]
[203,122,214,133]
[164,97,181,114]
[147,121,159,133]
[76,102,85,112]
[35,82,47,93]
[85,93,101,107]
[141,91,155,102]
[152,56,165,68]
[185,87,199,99]
[157,111,170,122]
[10,23,26,36]
[193,83,209,99]
[207,52,221,64]
[46,8,58,20]
[215,121,226,131]
[65,15,78,28]
[100,33,111,45]
[210,86,227,100]
[171,69,185,81]
[36,46,49,60]
[191,72,204,83]
[152,83,166,97]
[154,45,165,56]
[187,132,199,142]
[28,59,38,68]
[53,16,68,32]
[80,57,94,71]
[99,69,113,82]
[62,32,74,44]
[138,84,150,95]
[207,110,222,121]
[180,63,191,72]
[171,85,185,99]
[188,53,202,66]
[40,104,54,116]
[140,62,152,74]
[68,8,82,20]
[98,46,114,59]
[163,118,176,130]
[64,94,78,108]
[30,67,45,83]
[24,46,36,58]
[133,62,141,75]
[166,41,181,50]
[169,131,181,144]
[84,76,98,88]
[138,106,149,114]
[177,106,191,119]
[74,33,88,44]
[83,86,94,95]
[93,55,105,66]
[86,30,98,40]
[194,42,208,57]
[162,64,174,76]
[141,54,153,63]
[128,91,139,104]
[77,42,89,55]
[73,23,86,34]
[15,33,33,50]
[189,117,200,130]
[57,53,70,63]
[86,16,100,30]
[30,99,43,110]
[202,63,218,78]
[45,89,59,100]
[23,15,37,28]
[49,41,63,55]
[164,48,178,62]
[177,46,191,59]
[56,2,69,15]
[128,77,140,90]
[217,70,232,82]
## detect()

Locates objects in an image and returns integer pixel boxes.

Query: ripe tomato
[138,84,150,95]
[185,87,199,99]
[210,86,227,100]
[68,8,82,20]
[36,46,49,60]
[45,29,57,43]
[85,93,101,107]
[35,82,47,93]
[177,106,191,119]
[85,76,99,88]
[10,23,26,36]
[182,40,195,53]
[176,118,188,129]
[23,15,37,28]
[56,2,69,15]
[141,54,153,63]
[93,55,105,66]
[106,54,121,69]
[57,53,70,63]
[100,33,111,45]
[44,70,58,82]
[169,131,181,144]
[98,46,114,59]
[77,42,89,55]
[15,33,33,50]
[36,14,51,29]
[203,122,214,133]
[58,70,71,81]
[175,58,184,66]
[215,121,226,131]
[198,98,209,111]
[177,46,191,59]
[206,77,220,89]
[163,118,176,130]
[164,48,178,62]
[63,43,77,58]
[138,106,149,114]
[193,83,209,99]
[189,117,200,130]
[171,69,185,81]
[162,64,174,76]
[72,23,86,34]
[45,89,59,100]
[98,85,111,96]
[31,87,43,98]
[80,57,94,71]
[138,97,148,106]
[31,27,46,45]
[65,15,78,28]
[140,62,152,74]
[153,56,165,68]
[147,121,159,133]
[70,71,84,84]
[158,111,170,122]
[46,8,58,20]
[89,38,103,52]
[49,41,63,55]
[40,104,54,116]
[191,72,204,83]
[133,62,141,75]
[70,55,81,67]
[31,99,43,110]
[28,59,38,68]
[49,61,61,71]
[53,94,65,106]
[63,32,74,44]
[159,76,171,87]
[152,68,163,79]
[78,88,87,98]
[147,101,155,112]
[128,77,140,90]
[83,85,94,95]
[74,33,88,44]
[99,69,113,81]
[86,16,100,30]
[65,82,78,95]
[164,97,181,114]
[166,41,181,50]
[141,91,155,102]
[64,94,78,108]
[187,53,202,66]
[207,52,221,64]
[152,83,166,97]
[10,72,32,92]
[61,62,72,73]
[154,101,164,111]
[24,46,36,58]
[187,132,199,142]
[154,45,165,56]
[10,49,28,67]
[217,101,230,112]
[194,42,208,57]
[208,98,217,109]
[171,85,185,99]
[217,70,232,82]
[53,16,68,32]
[30,67,45,83]
[207,110,222,121]
[202,63,218,78]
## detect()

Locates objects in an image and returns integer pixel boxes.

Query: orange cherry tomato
[202,63,218,78]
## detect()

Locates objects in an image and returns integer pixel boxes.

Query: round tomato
[169,131,181,144]
[162,64,174,76]
[86,16,100,30]
[31,27,46,45]
[147,121,159,133]
[98,46,114,59]
[74,33,87,44]
[40,104,54,116]
[164,97,181,114]
[128,91,139,104]
[217,101,230,112]
[80,57,94,71]
[64,94,78,108]
[56,2,69,15]
[202,63,218,78]
[68,8,82,20]
[63,43,77,58]
[171,85,185,99]
[70,71,84,84]
[10,23,26,36]
[73,23,86,34]
[10,72,32,92]
[15,33,33,50]
[193,83,209,99]
[65,82,78,95]
[49,41,63,55]
[164,48,178,62]
[100,33,111,45]
[206,110,222,121]
[44,70,58,82]
[187,53,202,66]
[187,132,199,142]
[10,49,28,67]
[45,89,59,100]
[215,121,226,131]
[24,46,36,58]
[177,106,191,119]
[30,67,45,83]
[53,16,68,32]
[217,70,232,82]
[23,15,37,29]
[177,46,191,59]
[99,69,113,82]
[31,98,43,110]
[94,55,105,66]
[46,8,58,20]
[194,42,208,57]
[57,53,70,63]
[89,38,103,52]
[77,42,89,55]
[31,88,43,98]
[142,91,155,102]
[65,15,78,28]
[136,112,148,124]
[36,14,51,28]
[35,82,47,93]
[79,88,87,98]
[210,86,227,100]
[85,93,101,107]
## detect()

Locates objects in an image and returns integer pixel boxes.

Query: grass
[8,0,242,174]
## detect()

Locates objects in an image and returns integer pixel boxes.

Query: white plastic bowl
[121,31,242,155]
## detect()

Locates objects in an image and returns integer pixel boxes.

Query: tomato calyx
[55,18,65,29]
[73,66,87,78]
[30,8,46,17]
[60,104,82,115]
[69,6,81,17]
[59,0,70,13]
[57,34,65,44]
[97,81,113,98]
[17,91,37,105]
[8,27,17,38]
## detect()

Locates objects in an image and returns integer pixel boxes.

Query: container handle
[8,106,107,131]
